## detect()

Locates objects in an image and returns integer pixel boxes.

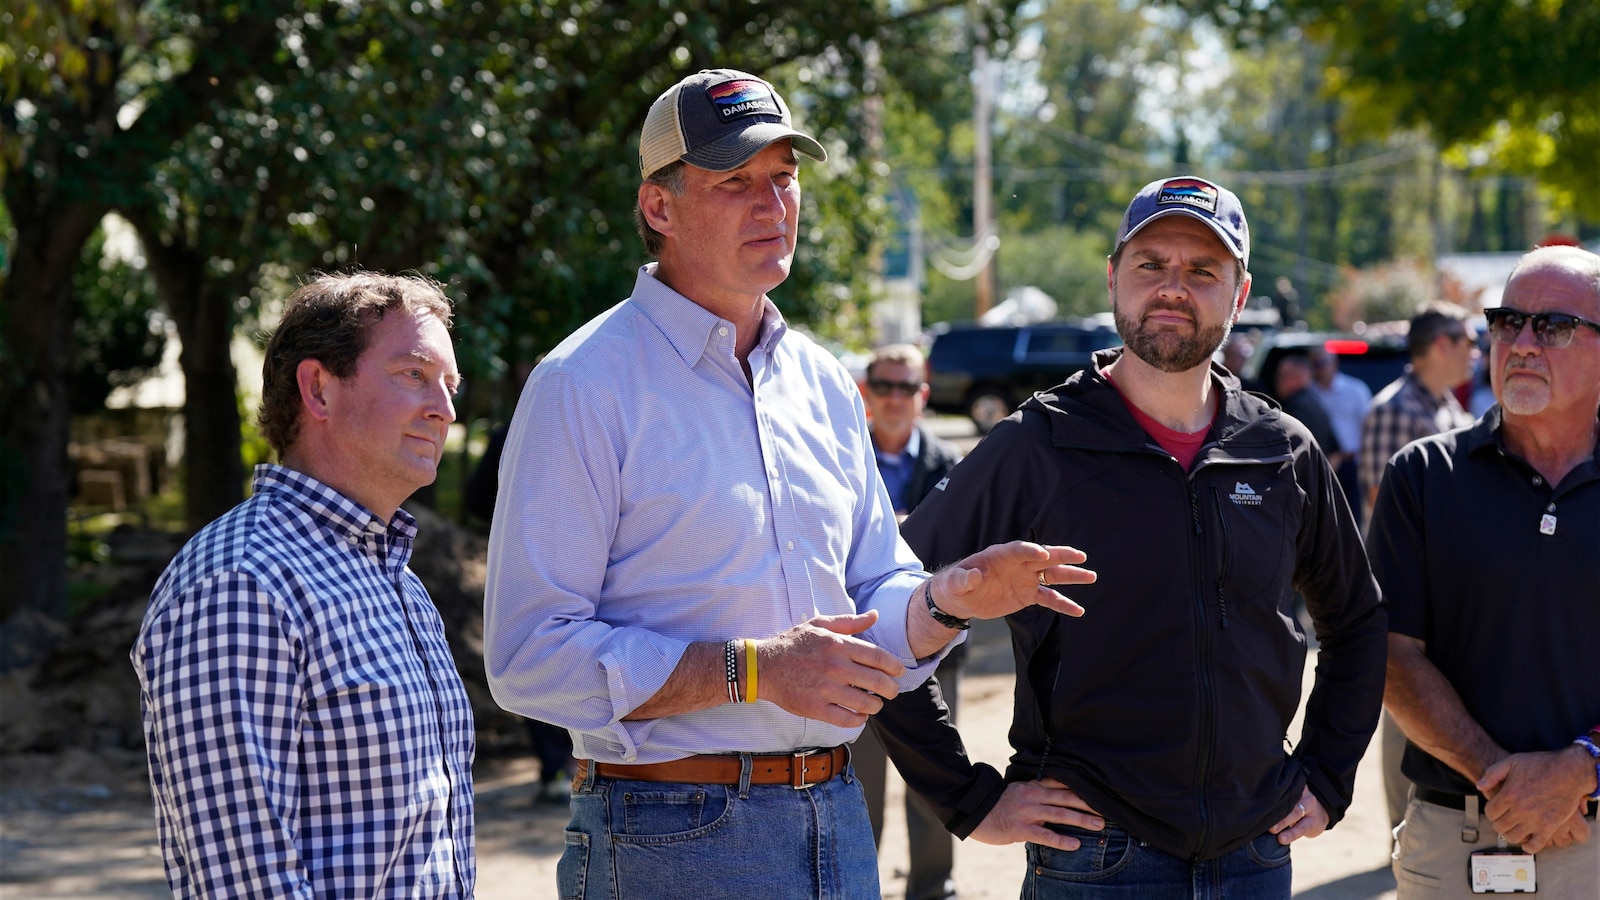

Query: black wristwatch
[924,579,971,630]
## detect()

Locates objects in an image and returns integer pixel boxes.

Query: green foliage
[1180,0,1600,218]
[995,227,1111,319]
[992,0,1177,232]
[70,227,167,414]
[1325,258,1437,329]
[239,392,271,471]
[1192,33,1441,313]
[0,0,139,172]
[921,226,1110,326]
[131,1,961,401]
[3,0,1017,617]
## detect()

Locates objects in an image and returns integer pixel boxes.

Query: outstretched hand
[970,778,1104,849]
[755,612,906,729]
[933,541,1095,621]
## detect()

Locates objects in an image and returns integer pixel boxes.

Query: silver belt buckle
[791,751,814,789]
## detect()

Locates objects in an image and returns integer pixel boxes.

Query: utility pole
[972,3,994,318]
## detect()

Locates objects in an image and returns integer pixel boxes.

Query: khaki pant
[1383,710,1413,830]
[1393,794,1599,899]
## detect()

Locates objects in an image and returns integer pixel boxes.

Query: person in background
[863,343,963,522]
[1369,244,1600,897]
[881,175,1386,897]
[1467,357,1497,419]
[1359,304,1477,523]
[1221,333,1265,394]
[1274,352,1343,462]
[853,342,965,900]
[132,272,475,898]
[482,67,1097,899]
[1358,302,1477,832]
[1308,345,1371,521]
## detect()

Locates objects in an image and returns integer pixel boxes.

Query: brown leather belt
[574,747,848,791]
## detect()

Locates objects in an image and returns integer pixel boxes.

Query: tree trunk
[131,219,245,532]
[0,191,104,634]
[176,287,245,530]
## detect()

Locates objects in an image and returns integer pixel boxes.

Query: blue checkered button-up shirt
[132,465,475,898]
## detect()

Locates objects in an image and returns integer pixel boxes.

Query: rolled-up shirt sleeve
[484,372,689,757]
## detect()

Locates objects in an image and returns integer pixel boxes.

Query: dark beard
[1114,301,1232,374]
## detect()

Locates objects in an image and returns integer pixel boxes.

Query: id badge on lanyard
[1469,849,1536,893]
[1462,794,1537,893]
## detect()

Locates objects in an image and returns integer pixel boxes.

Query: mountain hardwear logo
[1229,481,1263,506]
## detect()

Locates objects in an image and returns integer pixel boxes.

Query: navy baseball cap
[1113,176,1250,268]
[639,68,827,179]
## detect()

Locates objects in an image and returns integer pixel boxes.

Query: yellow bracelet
[743,638,758,703]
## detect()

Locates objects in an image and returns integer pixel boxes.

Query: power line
[924,222,1001,281]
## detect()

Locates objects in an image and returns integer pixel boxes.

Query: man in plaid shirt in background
[1358,301,1477,836]
[1358,303,1478,525]
[132,272,475,897]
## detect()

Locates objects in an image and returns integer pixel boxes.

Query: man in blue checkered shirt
[132,272,475,898]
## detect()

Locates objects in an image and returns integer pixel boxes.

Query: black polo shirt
[1367,407,1600,796]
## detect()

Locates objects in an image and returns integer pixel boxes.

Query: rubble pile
[1,509,531,757]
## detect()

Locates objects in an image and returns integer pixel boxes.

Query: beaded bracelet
[724,639,741,704]
[1574,734,1600,801]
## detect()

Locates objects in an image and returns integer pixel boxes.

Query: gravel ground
[0,418,1400,899]
[1,616,1397,899]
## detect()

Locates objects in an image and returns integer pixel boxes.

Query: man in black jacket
[1274,352,1343,463]
[853,343,966,900]
[879,176,1387,897]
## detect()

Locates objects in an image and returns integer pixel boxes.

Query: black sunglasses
[866,379,923,398]
[1484,307,1600,349]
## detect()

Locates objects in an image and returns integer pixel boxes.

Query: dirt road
[0,613,1397,899]
[474,618,1401,899]
[0,421,1398,899]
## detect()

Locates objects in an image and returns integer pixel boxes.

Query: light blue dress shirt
[484,266,950,764]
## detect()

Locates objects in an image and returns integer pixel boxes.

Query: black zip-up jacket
[886,349,1386,861]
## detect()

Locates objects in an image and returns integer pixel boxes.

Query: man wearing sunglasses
[862,343,964,522]
[1369,244,1600,898]
[854,342,966,900]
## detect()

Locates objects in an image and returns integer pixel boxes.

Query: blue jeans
[1024,822,1293,899]
[558,757,879,899]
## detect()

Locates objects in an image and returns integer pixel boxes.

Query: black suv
[1242,330,1411,400]
[926,320,1122,431]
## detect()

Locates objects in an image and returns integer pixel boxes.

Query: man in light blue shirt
[484,68,1096,899]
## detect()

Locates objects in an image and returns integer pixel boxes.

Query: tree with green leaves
[1182,0,1600,221]
[0,0,1009,638]
[70,226,167,415]
[2,0,298,628]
